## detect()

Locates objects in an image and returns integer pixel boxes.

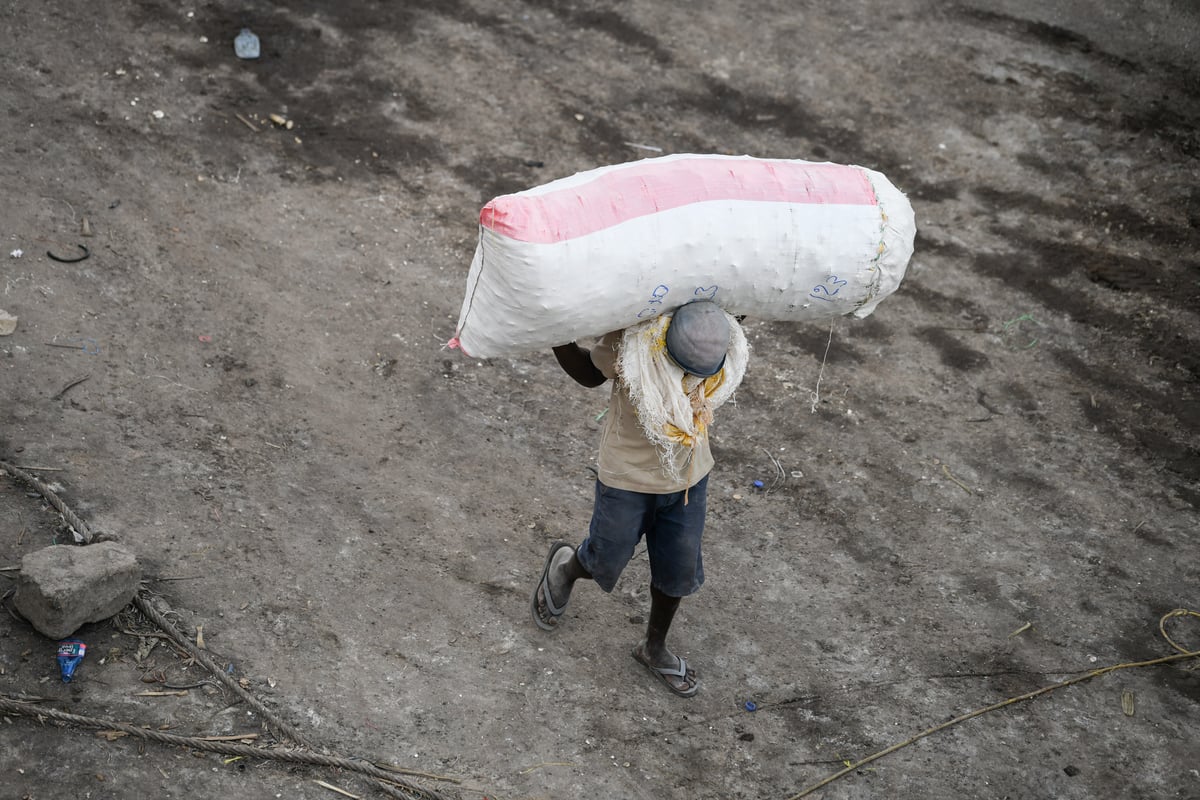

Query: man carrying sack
[531,300,749,697]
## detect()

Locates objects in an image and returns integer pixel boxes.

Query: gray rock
[14,542,142,639]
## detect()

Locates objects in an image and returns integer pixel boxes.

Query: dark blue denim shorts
[576,476,708,598]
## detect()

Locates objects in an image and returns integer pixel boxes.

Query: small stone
[14,543,141,639]
[1063,765,1080,777]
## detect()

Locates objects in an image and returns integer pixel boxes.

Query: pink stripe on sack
[480,158,877,244]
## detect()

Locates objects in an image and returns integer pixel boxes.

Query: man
[531,300,748,697]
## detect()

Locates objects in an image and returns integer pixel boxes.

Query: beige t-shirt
[590,330,715,494]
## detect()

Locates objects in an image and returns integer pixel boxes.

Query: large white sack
[449,154,915,358]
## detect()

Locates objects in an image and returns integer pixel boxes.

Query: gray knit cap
[665,301,730,377]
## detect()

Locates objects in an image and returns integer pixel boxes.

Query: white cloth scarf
[617,310,749,484]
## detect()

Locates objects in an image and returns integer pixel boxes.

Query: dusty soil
[1,1,1198,799]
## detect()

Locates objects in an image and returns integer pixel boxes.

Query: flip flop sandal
[530,541,573,631]
[632,646,700,698]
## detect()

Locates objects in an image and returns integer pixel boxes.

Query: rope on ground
[1,459,93,543]
[0,696,452,800]
[129,592,313,748]
[1,456,461,800]
[786,608,1200,799]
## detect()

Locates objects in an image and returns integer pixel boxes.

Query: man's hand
[553,342,607,387]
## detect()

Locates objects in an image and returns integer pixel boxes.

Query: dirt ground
[1,1,1198,799]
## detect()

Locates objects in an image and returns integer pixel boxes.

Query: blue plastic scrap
[234,28,260,59]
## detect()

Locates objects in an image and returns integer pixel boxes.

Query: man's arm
[553,342,608,388]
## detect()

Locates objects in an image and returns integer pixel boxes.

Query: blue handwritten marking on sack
[637,284,671,318]
[693,285,718,300]
[809,276,848,302]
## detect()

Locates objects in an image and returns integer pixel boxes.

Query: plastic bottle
[57,640,87,682]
